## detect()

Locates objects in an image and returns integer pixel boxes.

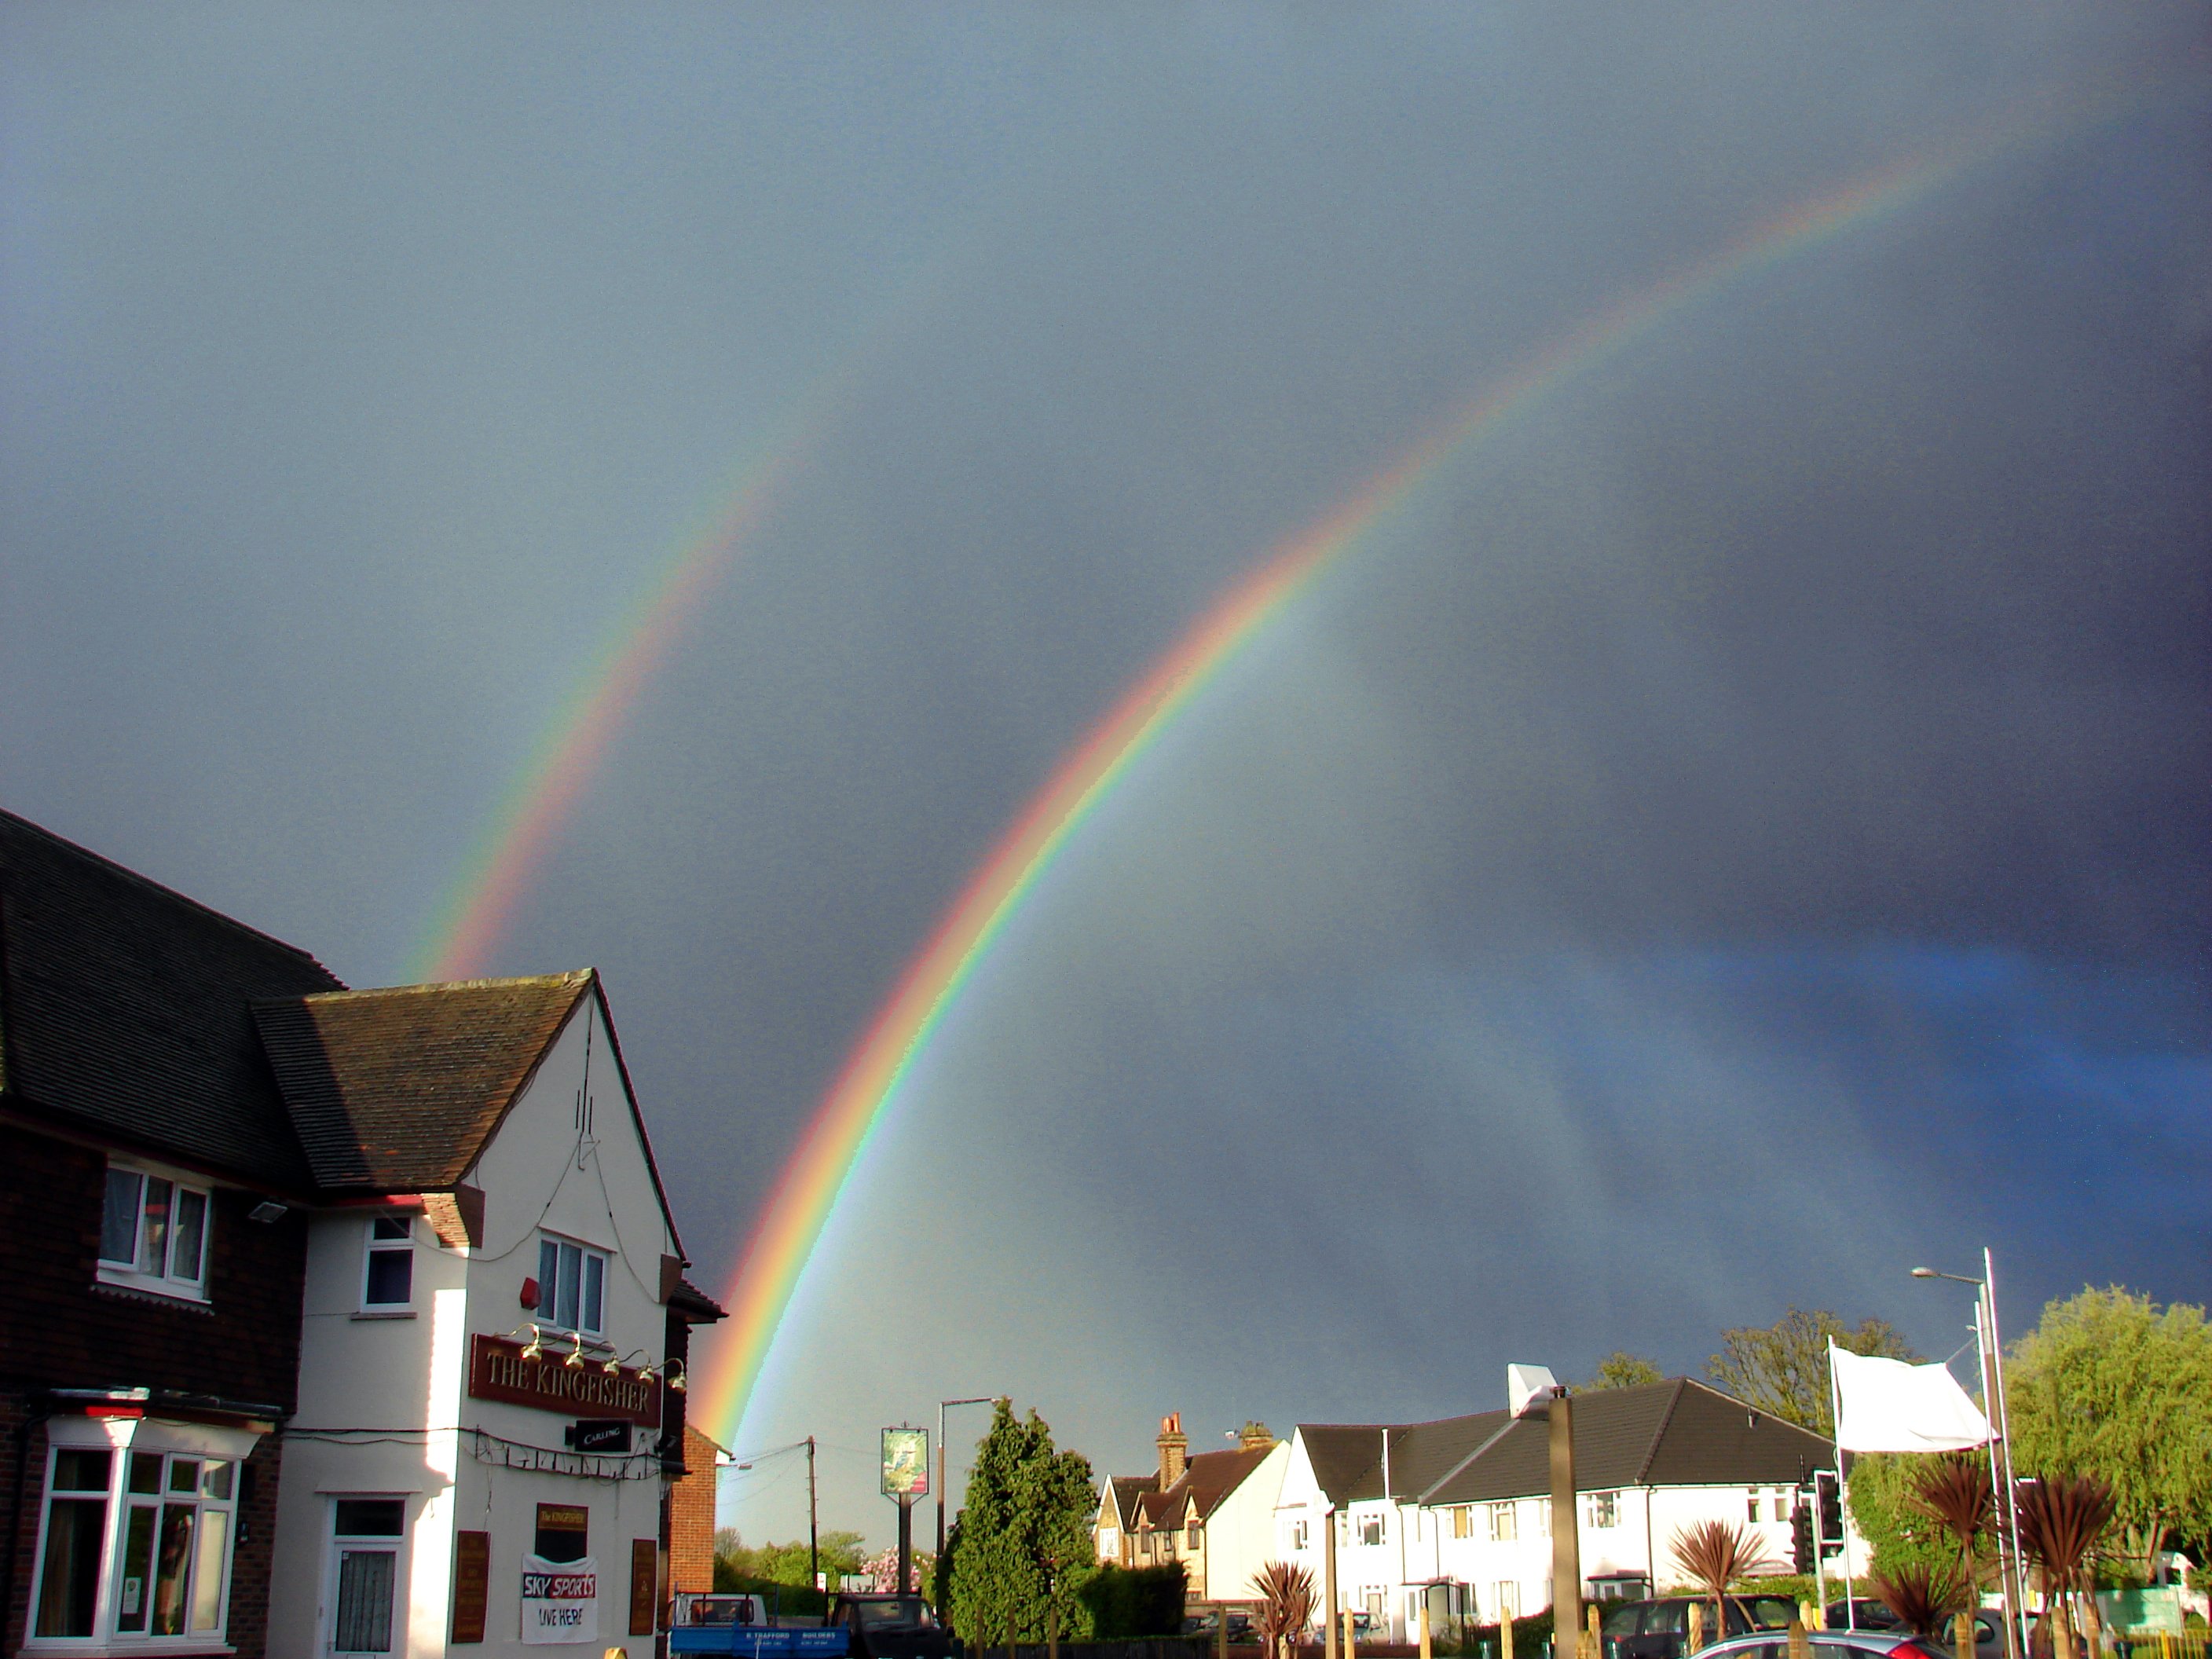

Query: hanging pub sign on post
[881,1426,928,1597]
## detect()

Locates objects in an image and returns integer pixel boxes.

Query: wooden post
[1500,1605,1515,1659]
[1218,1607,1229,1659]
[1789,1620,1812,1659]
[1586,1603,1602,1659]
[1420,1601,1434,1659]
[1048,1600,1060,1659]
[1688,1603,1705,1654]
[1954,1613,1977,1659]
[1345,1608,1358,1659]
[1549,1395,1581,1659]
[1324,1512,1340,1659]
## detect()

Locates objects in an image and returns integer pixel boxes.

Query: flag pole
[1827,1343,1855,1632]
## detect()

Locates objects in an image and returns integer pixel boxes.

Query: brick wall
[0,1124,308,1657]
[669,1424,723,1594]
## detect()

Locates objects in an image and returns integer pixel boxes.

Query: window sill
[91,1275,213,1313]
[351,1309,418,1320]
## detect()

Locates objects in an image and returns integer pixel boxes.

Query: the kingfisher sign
[468,1335,661,1426]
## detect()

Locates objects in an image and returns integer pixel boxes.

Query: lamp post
[1910,1250,2023,1659]
[735,1438,821,1590]
[938,1397,999,1577]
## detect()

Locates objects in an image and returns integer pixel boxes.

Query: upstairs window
[1451,1506,1473,1540]
[1358,1514,1384,1547]
[361,1218,414,1309]
[1487,1501,1517,1543]
[1584,1491,1619,1529]
[1290,1518,1309,1551]
[99,1163,211,1301]
[535,1235,607,1335]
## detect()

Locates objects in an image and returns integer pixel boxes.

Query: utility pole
[938,1397,996,1572]
[808,1436,819,1591]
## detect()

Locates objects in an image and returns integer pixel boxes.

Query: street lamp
[733,1437,820,1591]
[1910,1250,2023,1659]
[938,1397,1000,1573]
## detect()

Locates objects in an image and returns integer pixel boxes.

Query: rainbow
[695,84,2183,1447]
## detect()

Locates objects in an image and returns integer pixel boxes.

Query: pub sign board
[469,1334,661,1427]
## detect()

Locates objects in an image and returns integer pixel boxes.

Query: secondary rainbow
[697,86,2173,1448]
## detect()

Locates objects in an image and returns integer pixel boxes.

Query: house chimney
[1158,1412,1188,1487]
[1239,1421,1275,1453]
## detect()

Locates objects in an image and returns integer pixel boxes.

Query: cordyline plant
[1251,1561,1315,1659]
[2015,1477,2116,1659]
[1668,1521,1783,1650]
[1867,1562,1965,1636]
[1911,1454,1995,1597]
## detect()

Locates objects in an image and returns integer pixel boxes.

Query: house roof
[0,808,344,1189]
[671,1277,728,1324]
[1419,1380,1833,1504]
[251,973,595,1192]
[1117,1444,1277,1529]
[1103,1475,1156,1527]
[1294,1381,1831,1509]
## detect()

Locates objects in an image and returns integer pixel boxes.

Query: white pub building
[255,972,699,1659]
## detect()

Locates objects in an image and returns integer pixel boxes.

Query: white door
[328,1500,406,1654]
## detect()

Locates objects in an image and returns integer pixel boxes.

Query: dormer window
[361,1218,414,1309]
[535,1234,606,1335]
[97,1161,211,1302]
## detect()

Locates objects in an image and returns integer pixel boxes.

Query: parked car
[826,1595,956,1659]
[1603,1597,1800,1659]
[1694,1626,1957,1659]
[1822,1601,2006,1659]
[1182,1611,1258,1644]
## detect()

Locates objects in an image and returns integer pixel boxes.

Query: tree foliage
[1848,1454,1957,1583]
[713,1529,869,1602]
[940,1399,1099,1644]
[1251,1562,1316,1659]
[2006,1287,2212,1577]
[1668,1520,1783,1645]
[1707,1308,1917,1434]
[1587,1353,1665,1390]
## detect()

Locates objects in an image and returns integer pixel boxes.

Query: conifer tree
[942,1400,1098,1645]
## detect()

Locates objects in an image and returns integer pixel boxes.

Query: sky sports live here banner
[520,1557,597,1646]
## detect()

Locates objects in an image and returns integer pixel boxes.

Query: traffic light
[1792,1496,1815,1573]
[1815,1470,1844,1547]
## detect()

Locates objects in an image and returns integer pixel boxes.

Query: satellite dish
[1508,1364,1559,1419]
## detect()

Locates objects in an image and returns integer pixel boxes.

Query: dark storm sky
[2,5,2207,1544]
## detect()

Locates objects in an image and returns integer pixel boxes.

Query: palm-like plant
[1251,1562,1316,1659]
[2016,1477,2115,1659]
[1910,1455,1994,1599]
[1668,1522,1783,1650]
[1867,1562,1964,1637]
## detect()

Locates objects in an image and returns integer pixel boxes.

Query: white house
[259,972,703,1659]
[1277,1380,1839,1643]
[1096,1417,1291,1609]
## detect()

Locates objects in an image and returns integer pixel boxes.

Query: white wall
[269,994,679,1659]
[1198,1442,1289,1606]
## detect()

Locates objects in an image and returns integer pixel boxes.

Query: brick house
[1095,1416,1288,1610]
[0,810,342,1659]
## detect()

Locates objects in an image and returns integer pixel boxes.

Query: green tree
[1707,1308,1917,1434]
[941,1400,1099,1645]
[1847,1454,1957,1582]
[1587,1353,1665,1390]
[2006,1287,2212,1579]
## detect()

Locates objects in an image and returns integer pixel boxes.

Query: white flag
[1830,1343,1990,1452]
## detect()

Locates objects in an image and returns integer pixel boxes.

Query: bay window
[24,1423,252,1653]
[98,1164,211,1302]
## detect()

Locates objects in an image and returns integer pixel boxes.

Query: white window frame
[1358,1513,1384,1547]
[1290,1518,1309,1551]
[1584,1490,1619,1529]
[533,1232,610,1338]
[324,1496,408,1657]
[22,1419,255,1656]
[357,1217,415,1313]
[1487,1500,1516,1544]
[96,1162,213,1306]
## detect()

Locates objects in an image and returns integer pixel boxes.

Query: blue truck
[668,1595,850,1659]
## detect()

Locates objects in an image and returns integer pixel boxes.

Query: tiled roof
[253,973,593,1191]
[1295,1382,1833,1509]
[671,1277,728,1324]
[1180,1445,1276,1522]
[1419,1380,1832,1503]
[0,809,344,1189]
[1105,1475,1156,1526]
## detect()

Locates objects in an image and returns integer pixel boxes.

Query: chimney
[1239,1421,1275,1453]
[1157,1412,1188,1488]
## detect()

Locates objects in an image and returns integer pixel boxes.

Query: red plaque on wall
[630,1539,659,1636]
[452,1531,491,1643]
